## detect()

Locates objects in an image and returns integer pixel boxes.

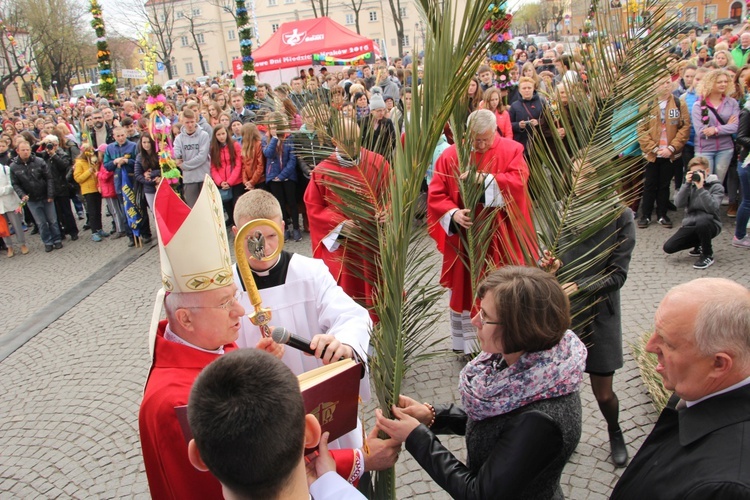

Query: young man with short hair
[663,156,724,269]
[187,349,367,500]
[636,74,690,229]
[478,64,495,92]
[174,109,211,207]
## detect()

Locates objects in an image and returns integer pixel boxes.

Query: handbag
[220,188,233,202]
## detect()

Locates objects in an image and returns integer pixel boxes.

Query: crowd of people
[2,27,750,499]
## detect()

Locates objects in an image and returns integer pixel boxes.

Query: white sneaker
[732,235,750,249]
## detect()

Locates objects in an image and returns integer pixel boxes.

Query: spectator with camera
[40,135,78,241]
[663,156,724,269]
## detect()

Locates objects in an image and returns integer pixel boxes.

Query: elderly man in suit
[611,277,750,499]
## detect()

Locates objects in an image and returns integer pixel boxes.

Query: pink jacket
[97,165,117,198]
[210,142,244,187]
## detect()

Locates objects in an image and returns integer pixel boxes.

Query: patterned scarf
[459,330,587,422]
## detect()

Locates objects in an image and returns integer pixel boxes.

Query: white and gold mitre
[154,175,233,293]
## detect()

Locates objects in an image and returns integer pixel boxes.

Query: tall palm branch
[513,3,677,309]
[292,0,500,496]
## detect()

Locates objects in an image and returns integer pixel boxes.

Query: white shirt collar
[164,323,225,355]
[686,375,750,407]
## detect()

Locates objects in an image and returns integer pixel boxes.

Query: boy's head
[233,190,284,271]
[188,349,318,499]
[688,156,710,175]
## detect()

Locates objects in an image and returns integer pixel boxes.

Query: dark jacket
[0,150,11,166]
[87,124,114,149]
[509,92,545,151]
[360,115,397,162]
[41,150,73,197]
[263,136,297,182]
[9,155,54,201]
[674,173,724,232]
[611,385,750,499]
[134,153,160,194]
[559,208,635,373]
[735,106,750,163]
[405,393,582,500]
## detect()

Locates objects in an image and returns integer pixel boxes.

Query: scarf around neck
[459,330,587,421]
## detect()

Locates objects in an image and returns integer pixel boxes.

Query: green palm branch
[511,3,678,295]
[291,0,500,496]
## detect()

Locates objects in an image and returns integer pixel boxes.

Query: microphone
[271,326,323,358]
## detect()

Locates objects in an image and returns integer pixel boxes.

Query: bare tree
[342,0,364,34]
[309,0,329,18]
[21,0,89,92]
[109,0,177,80]
[0,1,37,98]
[144,1,177,79]
[206,0,236,23]
[385,0,405,57]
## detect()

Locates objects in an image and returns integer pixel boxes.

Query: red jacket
[210,142,243,187]
[97,165,117,198]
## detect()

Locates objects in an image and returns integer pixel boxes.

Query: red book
[298,359,361,447]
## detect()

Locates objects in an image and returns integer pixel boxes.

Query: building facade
[151,0,431,84]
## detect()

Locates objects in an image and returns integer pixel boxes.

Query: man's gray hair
[467,109,496,135]
[164,291,201,318]
[677,278,750,369]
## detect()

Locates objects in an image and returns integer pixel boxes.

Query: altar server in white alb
[231,189,372,449]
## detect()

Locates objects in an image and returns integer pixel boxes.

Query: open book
[174,358,362,444]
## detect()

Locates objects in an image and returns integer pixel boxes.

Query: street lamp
[52,80,59,98]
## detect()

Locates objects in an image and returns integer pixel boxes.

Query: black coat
[735,107,750,163]
[360,115,396,162]
[559,208,635,373]
[41,150,72,197]
[509,93,545,151]
[10,155,54,201]
[611,384,750,499]
[405,393,582,500]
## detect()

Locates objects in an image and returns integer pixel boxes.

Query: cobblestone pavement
[1,209,748,499]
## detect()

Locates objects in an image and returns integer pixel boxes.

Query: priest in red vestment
[139,176,360,499]
[304,120,389,316]
[427,109,535,354]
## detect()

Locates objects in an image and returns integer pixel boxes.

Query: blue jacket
[263,136,297,182]
[682,89,699,146]
[104,140,137,195]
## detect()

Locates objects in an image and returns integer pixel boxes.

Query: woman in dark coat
[555,205,636,467]
[376,266,587,499]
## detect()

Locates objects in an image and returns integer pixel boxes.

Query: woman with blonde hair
[713,49,731,69]
[73,143,108,241]
[240,122,265,191]
[692,68,740,183]
[480,87,513,139]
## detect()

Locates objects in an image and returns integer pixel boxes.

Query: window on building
[345,14,355,24]
[196,33,205,44]
[402,35,410,47]
[268,0,277,5]
[685,7,697,22]
[176,11,184,19]
[220,60,225,71]
[704,5,717,22]
[369,11,378,22]
[192,8,201,16]
[158,13,166,22]
[180,36,189,47]
[399,6,407,17]
[284,0,294,4]
[228,29,236,40]
[186,62,194,74]
[203,60,209,72]
[272,23,280,32]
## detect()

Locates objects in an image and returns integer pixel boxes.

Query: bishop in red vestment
[427,110,535,353]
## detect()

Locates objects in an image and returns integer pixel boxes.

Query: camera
[45,143,54,150]
[542,58,553,64]
[691,171,702,183]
